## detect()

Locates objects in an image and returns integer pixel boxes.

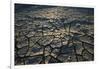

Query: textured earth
[15,4,94,65]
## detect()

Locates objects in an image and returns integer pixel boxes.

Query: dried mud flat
[15,4,94,65]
